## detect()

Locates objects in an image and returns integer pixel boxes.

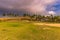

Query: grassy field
[0,21,60,40]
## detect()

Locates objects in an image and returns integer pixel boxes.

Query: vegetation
[3,12,19,17]
[0,12,59,40]
[0,10,60,40]
[0,21,59,40]
[1,12,60,23]
[22,13,60,23]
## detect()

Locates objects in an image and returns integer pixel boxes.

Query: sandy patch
[34,23,60,27]
[43,27,51,30]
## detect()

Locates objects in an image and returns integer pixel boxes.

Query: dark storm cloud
[0,0,33,9]
[0,0,57,14]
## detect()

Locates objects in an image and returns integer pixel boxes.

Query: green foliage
[0,21,60,40]
[22,13,60,23]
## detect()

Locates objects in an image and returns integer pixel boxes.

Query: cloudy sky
[0,0,60,15]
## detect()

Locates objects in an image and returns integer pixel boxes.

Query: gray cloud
[0,0,33,9]
[0,0,57,14]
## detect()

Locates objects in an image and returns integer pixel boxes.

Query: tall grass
[0,21,60,40]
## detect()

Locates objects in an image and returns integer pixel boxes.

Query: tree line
[2,12,19,17]
[2,13,60,23]
[23,13,60,23]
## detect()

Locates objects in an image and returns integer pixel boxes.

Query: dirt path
[34,23,60,27]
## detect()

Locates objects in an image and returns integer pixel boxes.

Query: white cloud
[48,11,56,15]
[26,0,57,13]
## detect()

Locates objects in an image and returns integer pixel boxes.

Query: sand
[34,23,60,27]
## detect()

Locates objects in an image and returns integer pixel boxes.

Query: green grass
[0,21,60,40]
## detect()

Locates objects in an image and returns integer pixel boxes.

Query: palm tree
[3,13,6,16]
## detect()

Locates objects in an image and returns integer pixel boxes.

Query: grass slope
[0,21,60,40]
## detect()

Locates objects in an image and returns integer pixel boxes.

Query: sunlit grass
[0,21,60,40]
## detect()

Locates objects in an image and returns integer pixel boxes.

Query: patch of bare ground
[0,17,21,22]
[34,23,60,27]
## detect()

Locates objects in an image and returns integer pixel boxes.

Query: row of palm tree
[23,13,60,23]
[2,12,60,23]
[2,13,19,17]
